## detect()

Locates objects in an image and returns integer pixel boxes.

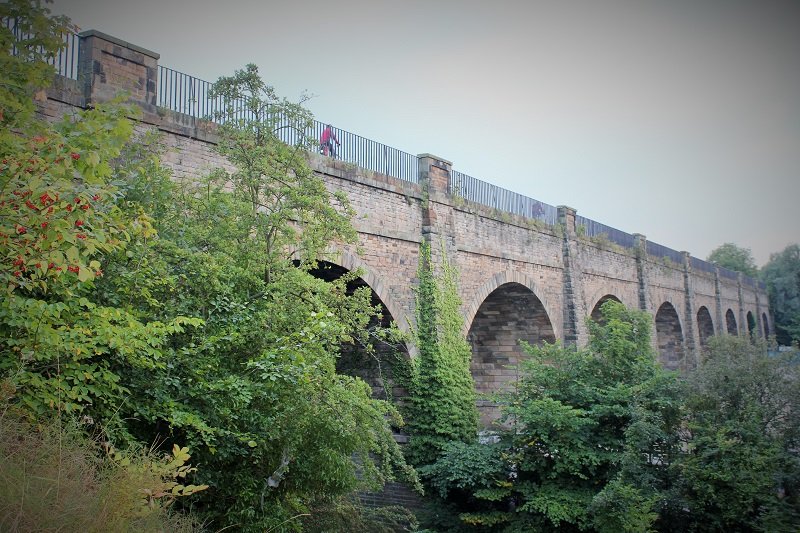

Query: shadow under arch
[762,312,770,337]
[655,301,685,371]
[589,294,623,323]
[696,306,714,351]
[725,308,738,335]
[301,253,408,401]
[463,270,560,341]
[465,274,557,427]
[746,311,757,338]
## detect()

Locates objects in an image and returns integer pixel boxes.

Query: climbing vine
[403,240,478,466]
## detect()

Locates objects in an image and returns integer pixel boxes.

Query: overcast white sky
[51,0,799,266]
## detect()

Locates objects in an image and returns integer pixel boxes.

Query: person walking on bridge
[320,124,340,158]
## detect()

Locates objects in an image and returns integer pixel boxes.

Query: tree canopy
[706,242,758,277]
[761,243,800,345]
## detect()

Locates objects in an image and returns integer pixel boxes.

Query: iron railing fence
[574,215,637,249]
[155,66,419,183]
[449,170,558,226]
[690,256,718,275]
[646,240,685,266]
[718,265,740,281]
[3,17,81,79]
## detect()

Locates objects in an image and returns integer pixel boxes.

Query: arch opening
[655,302,685,371]
[303,261,403,402]
[590,295,622,324]
[467,282,555,427]
[725,309,738,335]
[747,311,757,339]
[762,313,770,338]
[696,306,714,352]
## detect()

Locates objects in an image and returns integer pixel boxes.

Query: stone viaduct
[39,29,771,424]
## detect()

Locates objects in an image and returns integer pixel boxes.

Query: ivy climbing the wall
[403,240,478,466]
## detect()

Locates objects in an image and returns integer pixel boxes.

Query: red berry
[71,153,80,160]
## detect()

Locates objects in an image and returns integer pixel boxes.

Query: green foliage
[671,335,800,531]
[1,5,417,529]
[404,240,478,466]
[706,242,758,277]
[761,243,800,345]
[418,301,682,531]
[0,0,72,128]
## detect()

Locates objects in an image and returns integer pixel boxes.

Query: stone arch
[330,250,412,334]
[467,280,556,427]
[747,311,757,338]
[696,306,714,351]
[303,254,406,401]
[463,270,560,340]
[762,313,770,337]
[655,301,685,371]
[725,308,738,335]
[589,294,623,323]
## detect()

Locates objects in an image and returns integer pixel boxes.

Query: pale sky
[51,0,799,266]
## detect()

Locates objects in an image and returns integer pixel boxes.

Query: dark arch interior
[725,309,738,335]
[696,306,714,351]
[655,302,685,371]
[467,282,555,426]
[762,313,770,337]
[747,311,756,338]
[302,261,400,401]
[590,294,622,324]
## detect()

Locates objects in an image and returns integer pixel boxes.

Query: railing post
[77,30,159,114]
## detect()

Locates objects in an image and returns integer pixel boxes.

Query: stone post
[633,233,649,312]
[416,154,455,272]
[557,206,579,346]
[682,251,698,369]
[78,30,159,114]
[713,266,724,335]
[737,273,746,337]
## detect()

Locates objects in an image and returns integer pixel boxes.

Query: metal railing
[449,170,558,225]
[575,215,637,249]
[3,17,81,79]
[155,66,419,183]
[690,256,717,275]
[646,240,686,265]
[718,265,740,281]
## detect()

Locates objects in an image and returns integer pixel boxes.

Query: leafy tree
[672,335,800,531]
[706,242,758,277]
[89,66,419,531]
[417,301,682,532]
[760,243,800,345]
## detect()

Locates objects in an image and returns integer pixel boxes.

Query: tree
[417,301,683,532]
[672,335,800,531]
[706,243,758,277]
[761,244,800,345]
[90,65,419,531]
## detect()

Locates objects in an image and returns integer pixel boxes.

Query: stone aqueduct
[39,29,770,419]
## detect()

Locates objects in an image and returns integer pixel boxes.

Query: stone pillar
[713,266,724,335]
[633,234,649,312]
[737,273,746,337]
[755,290,764,339]
[682,252,698,369]
[417,154,455,265]
[557,206,579,346]
[78,30,159,113]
